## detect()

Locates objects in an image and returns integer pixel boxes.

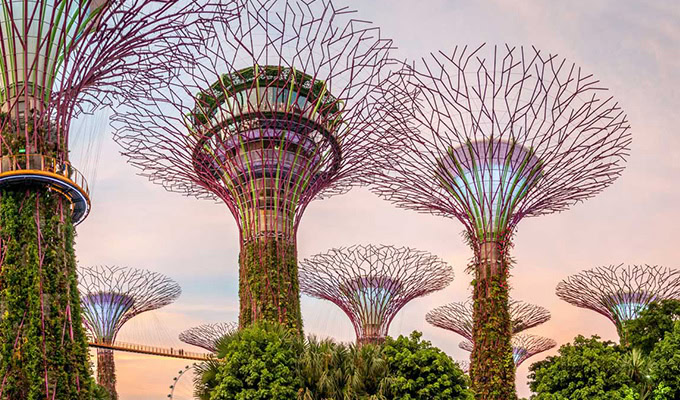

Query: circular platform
[0,155,90,225]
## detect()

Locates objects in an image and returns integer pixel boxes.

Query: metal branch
[460,334,556,367]
[366,45,631,241]
[78,265,181,343]
[111,0,393,242]
[426,299,551,341]
[299,244,453,344]
[179,322,238,353]
[556,264,680,333]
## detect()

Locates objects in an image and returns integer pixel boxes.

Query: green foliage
[239,238,303,332]
[210,321,303,400]
[0,188,94,399]
[648,321,680,400]
[625,300,680,355]
[528,335,637,399]
[194,360,222,400]
[381,332,473,400]
[297,337,355,400]
[204,326,471,400]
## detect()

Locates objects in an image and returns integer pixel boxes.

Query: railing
[88,340,212,361]
[0,154,89,195]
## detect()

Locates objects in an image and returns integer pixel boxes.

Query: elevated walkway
[0,154,90,224]
[88,340,212,361]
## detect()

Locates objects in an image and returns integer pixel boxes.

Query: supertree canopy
[298,244,453,345]
[460,334,556,367]
[78,265,181,399]
[556,264,680,341]
[426,299,551,341]
[366,45,631,398]
[112,0,392,332]
[179,322,238,353]
[0,1,217,398]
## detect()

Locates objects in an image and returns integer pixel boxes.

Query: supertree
[556,264,680,342]
[365,45,631,398]
[78,265,181,399]
[460,334,556,367]
[426,299,551,341]
[179,322,238,353]
[0,1,226,398]
[298,244,453,345]
[112,0,392,332]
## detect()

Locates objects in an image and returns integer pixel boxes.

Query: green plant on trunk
[469,237,517,400]
[0,188,94,399]
[238,238,302,332]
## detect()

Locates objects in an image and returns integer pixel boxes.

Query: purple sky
[72,0,680,398]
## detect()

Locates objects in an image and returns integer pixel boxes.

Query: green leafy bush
[649,321,680,400]
[528,335,637,400]
[381,332,472,400]
[206,325,471,400]
[625,300,680,355]
[210,322,303,400]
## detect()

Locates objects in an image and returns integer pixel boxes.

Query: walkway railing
[88,340,212,361]
[0,154,89,194]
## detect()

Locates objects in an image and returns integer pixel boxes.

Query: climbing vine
[468,230,517,400]
[238,237,302,333]
[0,187,94,399]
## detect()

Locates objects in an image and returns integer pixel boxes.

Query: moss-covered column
[470,240,517,400]
[238,237,302,332]
[96,348,116,400]
[0,187,94,399]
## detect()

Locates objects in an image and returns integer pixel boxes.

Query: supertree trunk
[238,238,302,332]
[0,188,93,399]
[470,241,516,400]
[96,348,117,400]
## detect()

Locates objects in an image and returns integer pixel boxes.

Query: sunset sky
[72,0,680,398]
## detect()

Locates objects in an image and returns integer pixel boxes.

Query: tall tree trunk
[238,238,302,332]
[470,241,517,400]
[96,348,117,400]
[0,187,94,399]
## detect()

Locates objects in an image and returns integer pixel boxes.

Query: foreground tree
[528,336,638,400]
[204,324,470,399]
[381,332,472,400]
[625,299,680,354]
[210,322,303,400]
[648,321,680,400]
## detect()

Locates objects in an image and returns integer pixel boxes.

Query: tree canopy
[625,299,680,355]
[204,324,471,400]
[381,332,472,400]
[648,321,680,400]
[528,335,638,400]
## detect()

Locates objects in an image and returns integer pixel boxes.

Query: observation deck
[0,154,90,224]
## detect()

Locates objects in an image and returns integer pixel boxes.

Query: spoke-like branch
[179,322,238,353]
[426,299,551,341]
[556,264,680,334]
[78,265,181,343]
[299,244,453,343]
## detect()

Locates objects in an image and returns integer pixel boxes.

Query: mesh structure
[426,299,551,341]
[460,334,556,367]
[78,266,181,399]
[112,0,392,331]
[0,1,222,398]
[179,322,238,353]
[556,264,680,339]
[299,244,453,345]
[365,44,631,397]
